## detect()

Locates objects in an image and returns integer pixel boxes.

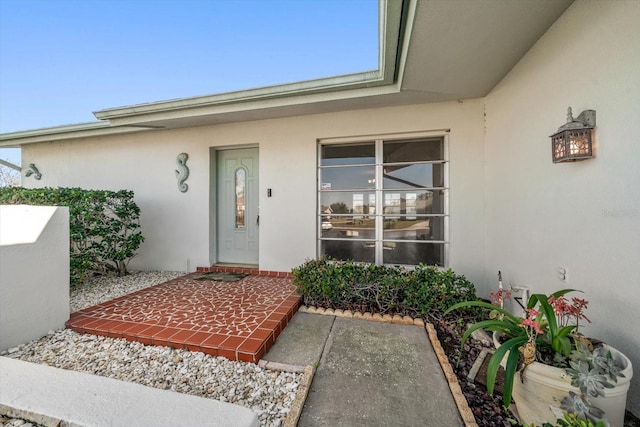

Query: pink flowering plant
[528,292,591,359]
[445,289,591,407]
[522,308,545,339]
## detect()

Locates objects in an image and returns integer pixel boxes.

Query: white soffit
[401,0,574,98]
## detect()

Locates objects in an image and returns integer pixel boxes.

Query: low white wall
[0,205,70,351]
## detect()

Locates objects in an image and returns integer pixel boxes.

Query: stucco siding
[485,0,640,414]
[22,99,486,284]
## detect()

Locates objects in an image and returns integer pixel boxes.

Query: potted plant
[445,289,633,426]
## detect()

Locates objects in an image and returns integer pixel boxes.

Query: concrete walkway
[262,312,464,426]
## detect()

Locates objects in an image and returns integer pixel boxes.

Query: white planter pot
[511,345,633,427]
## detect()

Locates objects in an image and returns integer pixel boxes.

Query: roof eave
[94,70,385,121]
[0,121,150,146]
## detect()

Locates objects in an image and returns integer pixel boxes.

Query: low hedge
[0,187,144,283]
[291,257,477,319]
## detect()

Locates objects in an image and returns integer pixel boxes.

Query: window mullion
[443,135,450,267]
[375,139,384,264]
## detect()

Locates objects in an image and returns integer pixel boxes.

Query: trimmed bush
[291,257,477,318]
[0,187,144,283]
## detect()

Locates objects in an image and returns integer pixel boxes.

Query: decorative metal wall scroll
[175,153,189,192]
[24,163,42,180]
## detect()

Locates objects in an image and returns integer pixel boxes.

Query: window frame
[317,132,449,267]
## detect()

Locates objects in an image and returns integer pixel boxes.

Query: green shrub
[291,257,476,318]
[0,187,145,283]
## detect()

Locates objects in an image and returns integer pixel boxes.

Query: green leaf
[501,340,524,407]
[446,300,520,323]
[486,335,528,407]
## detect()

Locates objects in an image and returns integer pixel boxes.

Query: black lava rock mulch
[431,317,516,427]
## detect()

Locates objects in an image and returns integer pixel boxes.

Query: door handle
[257,215,260,225]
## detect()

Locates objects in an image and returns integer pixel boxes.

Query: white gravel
[2,272,302,427]
[69,270,185,312]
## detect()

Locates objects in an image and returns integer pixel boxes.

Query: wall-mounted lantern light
[550,107,595,163]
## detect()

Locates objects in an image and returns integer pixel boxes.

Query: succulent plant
[559,392,608,425]
[592,347,626,383]
[567,359,615,397]
[565,343,627,399]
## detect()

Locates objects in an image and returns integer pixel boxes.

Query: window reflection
[383,138,443,162]
[383,217,444,241]
[381,190,444,215]
[235,168,245,229]
[320,166,375,190]
[321,143,375,166]
[382,242,444,266]
[319,137,446,266]
[320,192,376,215]
[321,240,375,263]
[383,163,444,189]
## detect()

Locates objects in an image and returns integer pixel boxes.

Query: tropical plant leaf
[486,335,527,407]
[445,300,521,323]
[459,319,521,348]
[501,341,524,408]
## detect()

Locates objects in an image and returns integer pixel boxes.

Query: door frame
[209,146,259,266]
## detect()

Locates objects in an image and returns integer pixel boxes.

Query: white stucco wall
[21,99,486,285]
[0,205,70,351]
[485,0,640,415]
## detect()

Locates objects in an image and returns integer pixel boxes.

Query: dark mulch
[431,315,516,426]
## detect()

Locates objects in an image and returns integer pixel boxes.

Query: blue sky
[0,0,378,165]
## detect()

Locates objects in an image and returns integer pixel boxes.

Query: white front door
[217,148,259,265]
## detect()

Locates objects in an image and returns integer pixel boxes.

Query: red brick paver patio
[66,271,300,363]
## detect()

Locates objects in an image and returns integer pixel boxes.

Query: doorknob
[257,214,260,225]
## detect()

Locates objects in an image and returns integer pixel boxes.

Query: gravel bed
[69,270,185,312]
[2,272,302,427]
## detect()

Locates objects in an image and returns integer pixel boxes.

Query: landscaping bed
[431,314,516,426]
[292,258,640,426]
[292,258,515,425]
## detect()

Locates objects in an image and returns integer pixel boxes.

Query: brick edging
[282,365,315,427]
[256,360,314,427]
[426,323,479,427]
[298,305,424,326]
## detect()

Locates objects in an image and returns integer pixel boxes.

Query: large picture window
[318,136,448,266]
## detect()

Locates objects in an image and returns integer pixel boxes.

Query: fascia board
[0,122,150,146]
[94,70,384,121]
[0,81,404,146]
[103,81,403,127]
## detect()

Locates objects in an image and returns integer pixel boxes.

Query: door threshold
[213,263,259,269]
